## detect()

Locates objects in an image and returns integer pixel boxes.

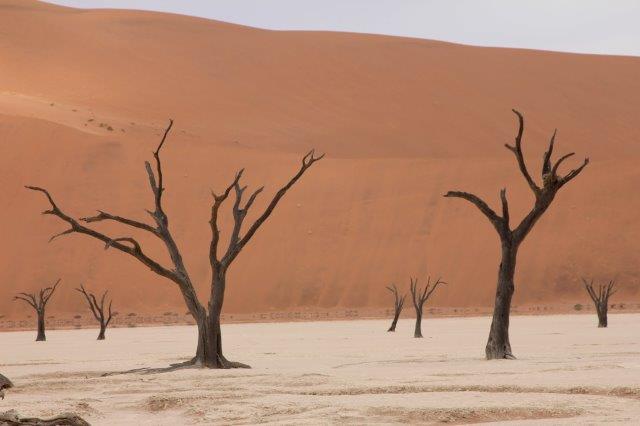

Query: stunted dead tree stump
[14,279,61,341]
[75,285,113,340]
[27,120,323,369]
[385,283,406,332]
[0,373,13,400]
[410,277,445,338]
[0,410,90,426]
[583,278,617,328]
[445,110,588,359]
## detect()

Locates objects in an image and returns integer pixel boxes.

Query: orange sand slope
[1,0,639,317]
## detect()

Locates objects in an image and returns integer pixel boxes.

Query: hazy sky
[47,1,640,56]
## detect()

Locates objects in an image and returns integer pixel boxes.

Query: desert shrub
[573,303,583,311]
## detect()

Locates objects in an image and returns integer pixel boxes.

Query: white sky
[46,1,640,56]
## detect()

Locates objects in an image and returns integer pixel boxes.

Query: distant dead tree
[409,277,445,338]
[75,284,113,340]
[385,283,406,332]
[445,110,588,359]
[14,279,61,341]
[582,278,617,328]
[27,120,323,369]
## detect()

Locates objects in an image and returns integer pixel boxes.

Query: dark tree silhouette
[75,284,114,340]
[0,411,90,426]
[14,279,61,341]
[583,278,617,328]
[385,283,406,332]
[27,120,323,369]
[0,373,12,400]
[445,110,589,359]
[409,277,445,338]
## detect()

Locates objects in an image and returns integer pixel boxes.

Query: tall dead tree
[445,110,589,359]
[14,279,61,341]
[386,283,406,332]
[75,284,113,340]
[27,120,323,369]
[583,278,617,328]
[410,276,445,338]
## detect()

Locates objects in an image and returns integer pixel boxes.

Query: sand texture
[1,314,639,424]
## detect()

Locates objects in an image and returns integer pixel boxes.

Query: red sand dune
[1,0,639,318]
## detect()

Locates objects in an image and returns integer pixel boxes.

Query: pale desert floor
[1,314,639,425]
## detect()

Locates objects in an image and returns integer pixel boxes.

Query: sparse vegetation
[13,279,61,341]
[75,284,114,340]
[583,278,617,327]
[410,277,445,338]
[385,283,405,332]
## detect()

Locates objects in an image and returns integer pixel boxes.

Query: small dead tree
[14,279,61,342]
[27,120,323,369]
[445,110,588,359]
[409,277,445,338]
[75,284,113,340]
[385,283,406,332]
[583,278,617,328]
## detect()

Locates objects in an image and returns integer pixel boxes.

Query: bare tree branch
[504,109,540,196]
[541,129,557,176]
[26,186,180,285]
[221,150,324,266]
[444,191,503,231]
[80,211,158,236]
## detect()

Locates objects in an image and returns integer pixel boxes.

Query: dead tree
[75,284,113,340]
[14,279,61,342]
[385,283,406,332]
[27,120,323,369]
[410,276,445,338]
[444,110,589,359]
[583,278,617,328]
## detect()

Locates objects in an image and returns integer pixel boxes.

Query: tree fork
[75,284,114,340]
[14,279,61,342]
[386,283,406,332]
[583,278,617,328]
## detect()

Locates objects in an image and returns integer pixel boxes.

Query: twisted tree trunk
[386,284,405,332]
[485,242,517,359]
[388,310,401,332]
[97,323,107,340]
[596,304,608,327]
[36,312,46,342]
[413,310,423,338]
